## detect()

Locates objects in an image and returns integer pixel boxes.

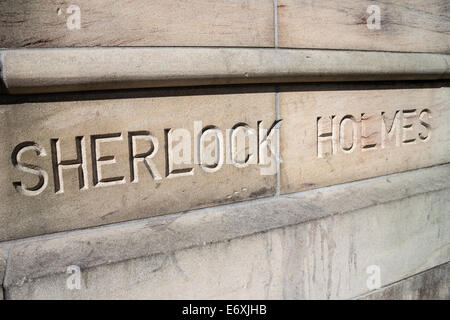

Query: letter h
[51,137,88,193]
[317,116,336,158]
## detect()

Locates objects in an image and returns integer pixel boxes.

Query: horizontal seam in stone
[0,46,448,54]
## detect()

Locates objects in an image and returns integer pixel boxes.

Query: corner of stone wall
[0,247,8,300]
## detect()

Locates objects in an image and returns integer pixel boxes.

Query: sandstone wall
[0,0,449,299]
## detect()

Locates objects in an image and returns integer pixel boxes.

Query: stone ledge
[4,174,450,299]
[1,48,449,95]
[2,164,449,295]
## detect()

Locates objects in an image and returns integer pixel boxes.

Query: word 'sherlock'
[11,120,282,196]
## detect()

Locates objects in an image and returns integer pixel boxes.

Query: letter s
[418,109,432,142]
[11,141,49,196]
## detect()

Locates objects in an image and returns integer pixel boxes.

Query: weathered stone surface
[280,85,450,194]
[360,262,450,300]
[4,165,450,299]
[0,91,276,241]
[280,189,450,299]
[0,0,274,48]
[0,248,7,300]
[278,0,450,53]
[2,48,449,95]
[5,164,448,286]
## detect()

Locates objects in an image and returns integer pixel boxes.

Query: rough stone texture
[0,248,7,300]
[278,0,450,53]
[0,0,274,48]
[279,189,449,300]
[4,165,450,299]
[280,85,450,194]
[360,262,450,300]
[2,0,449,53]
[0,91,276,241]
[2,48,450,95]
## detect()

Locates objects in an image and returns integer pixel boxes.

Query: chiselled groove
[90,133,125,188]
[51,137,87,194]
[11,141,48,195]
[129,131,158,183]
[362,143,377,149]
[318,132,332,138]
[164,129,193,178]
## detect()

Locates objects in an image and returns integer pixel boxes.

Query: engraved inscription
[317,109,432,158]
[129,131,162,182]
[91,133,126,188]
[10,120,280,196]
[51,137,88,193]
[165,128,193,179]
[339,115,358,153]
[11,142,49,196]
